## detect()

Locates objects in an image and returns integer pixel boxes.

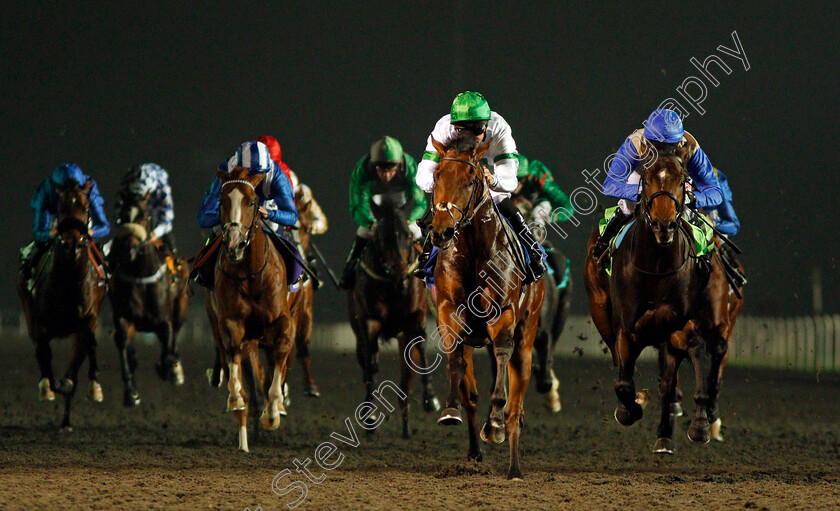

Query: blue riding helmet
[643,108,684,143]
[51,163,87,186]
[219,140,280,175]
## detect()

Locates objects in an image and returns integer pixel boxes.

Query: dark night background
[1,1,837,321]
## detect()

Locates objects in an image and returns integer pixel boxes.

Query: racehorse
[17,180,107,430]
[348,193,440,439]
[427,138,544,479]
[108,191,189,407]
[287,186,320,398]
[584,148,733,454]
[205,167,295,452]
[512,195,572,413]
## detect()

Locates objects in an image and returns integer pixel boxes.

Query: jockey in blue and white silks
[704,168,739,236]
[21,163,110,280]
[197,140,298,234]
[593,108,724,258]
[117,162,177,253]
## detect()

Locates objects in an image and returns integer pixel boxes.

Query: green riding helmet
[370,136,404,164]
[450,91,491,123]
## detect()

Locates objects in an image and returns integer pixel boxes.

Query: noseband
[432,157,490,231]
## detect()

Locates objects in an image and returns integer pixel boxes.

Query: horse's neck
[132,242,161,272]
[463,199,505,261]
[634,222,686,271]
[49,242,88,283]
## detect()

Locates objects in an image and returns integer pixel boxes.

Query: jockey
[115,163,177,254]
[196,140,297,234]
[337,136,426,290]
[414,91,546,283]
[703,167,747,287]
[593,108,724,259]
[254,135,328,236]
[512,153,573,283]
[21,163,110,281]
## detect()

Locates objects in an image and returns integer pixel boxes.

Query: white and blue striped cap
[221,140,280,175]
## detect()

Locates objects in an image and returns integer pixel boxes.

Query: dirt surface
[1,333,839,510]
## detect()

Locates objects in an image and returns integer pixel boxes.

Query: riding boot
[338,236,369,290]
[719,242,747,288]
[20,240,49,282]
[497,198,546,283]
[593,208,631,260]
[543,245,567,289]
[412,234,434,279]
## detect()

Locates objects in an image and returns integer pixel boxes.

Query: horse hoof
[480,422,506,444]
[260,409,281,431]
[57,378,75,395]
[613,404,640,426]
[423,395,441,413]
[123,390,141,407]
[543,390,562,413]
[227,397,246,412]
[205,368,223,388]
[437,407,462,426]
[304,385,321,398]
[687,419,711,444]
[60,425,74,433]
[87,381,104,402]
[670,402,684,417]
[282,383,291,413]
[38,378,55,402]
[653,437,675,455]
[171,362,185,386]
[710,418,724,442]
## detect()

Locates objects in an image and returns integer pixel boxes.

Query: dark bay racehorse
[206,167,295,452]
[108,192,189,407]
[584,148,732,454]
[512,195,572,413]
[348,194,440,439]
[427,138,544,479]
[17,181,106,430]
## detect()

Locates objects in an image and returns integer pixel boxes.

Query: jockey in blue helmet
[702,167,747,287]
[21,163,110,281]
[593,108,723,258]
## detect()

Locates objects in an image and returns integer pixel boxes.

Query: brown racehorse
[108,192,189,407]
[17,181,107,430]
[584,149,733,454]
[348,193,440,439]
[427,138,544,480]
[205,167,295,452]
[287,186,321,398]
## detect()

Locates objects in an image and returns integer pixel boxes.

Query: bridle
[432,156,491,232]
[219,179,269,281]
[639,154,687,226]
[220,179,260,250]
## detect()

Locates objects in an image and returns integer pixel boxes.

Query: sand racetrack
[1,331,839,510]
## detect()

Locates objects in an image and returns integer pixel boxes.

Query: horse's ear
[216,169,227,181]
[431,137,446,159]
[250,172,266,187]
[82,180,92,192]
[473,142,491,162]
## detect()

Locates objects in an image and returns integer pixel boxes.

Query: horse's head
[55,181,92,259]
[370,193,414,277]
[428,137,490,248]
[117,190,152,228]
[639,144,689,246]
[218,167,264,263]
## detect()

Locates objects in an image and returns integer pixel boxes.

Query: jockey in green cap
[338,136,427,289]
[414,91,546,283]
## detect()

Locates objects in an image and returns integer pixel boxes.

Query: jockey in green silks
[338,136,427,290]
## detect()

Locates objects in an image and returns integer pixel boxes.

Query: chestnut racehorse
[584,148,733,454]
[205,167,295,452]
[18,181,107,430]
[427,138,544,479]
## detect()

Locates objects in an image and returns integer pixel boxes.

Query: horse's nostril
[443,227,455,240]
[667,221,677,231]
[237,241,247,250]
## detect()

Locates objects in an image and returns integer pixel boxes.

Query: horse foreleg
[34,334,56,402]
[354,319,382,430]
[613,329,645,426]
[654,345,682,454]
[263,315,295,431]
[82,327,103,403]
[706,325,730,442]
[397,333,413,439]
[438,342,467,426]
[296,307,319,398]
[460,347,482,461]
[481,333,513,445]
[58,333,89,431]
[505,336,533,480]
[410,323,440,412]
[114,319,140,406]
[685,329,712,444]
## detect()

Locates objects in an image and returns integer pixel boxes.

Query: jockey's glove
[685,191,697,209]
